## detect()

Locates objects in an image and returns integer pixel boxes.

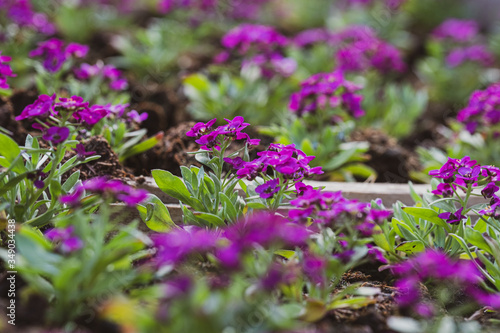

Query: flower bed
[3,1,500,333]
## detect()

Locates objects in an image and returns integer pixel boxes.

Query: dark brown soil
[64,136,134,181]
[0,97,27,145]
[315,270,399,333]
[351,128,421,183]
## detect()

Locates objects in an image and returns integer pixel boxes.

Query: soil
[63,136,134,181]
[0,97,27,145]
[351,128,421,183]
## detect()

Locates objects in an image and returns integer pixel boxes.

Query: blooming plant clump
[216,24,297,78]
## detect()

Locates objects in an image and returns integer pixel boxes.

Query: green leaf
[0,132,25,173]
[372,225,392,252]
[402,207,450,231]
[62,171,80,193]
[275,249,296,259]
[193,212,225,227]
[119,132,163,162]
[465,228,492,254]
[0,172,30,196]
[152,169,203,210]
[220,192,238,222]
[137,194,176,232]
[395,241,425,255]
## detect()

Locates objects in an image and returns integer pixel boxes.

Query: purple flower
[255,179,280,199]
[482,182,499,199]
[221,24,288,55]
[446,45,494,68]
[59,177,149,207]
[29,38,88,73]
[333,26,406,74]
[15,94,56,121]
[73,105,109,127]
[74,62,128,91]
[303,252,327,286]
[45,226,83,253]
[72,144,96,161]
[0,52,16,90]
[455,165,481,184]
[294,28,332,47]
[439,207,466,225]
[55,96,89,111]
[392,250,484,312]
[289,70,365,118]
[5,0,55,34]
[367,244,388,264]
[432,19,479,42]
[186,119,217,138]
[458,84,500,133]
[224,157,246,170]
[126,110,148,123]
[432,183,455,197]
[153,227,220,266]
[42,126,70,144]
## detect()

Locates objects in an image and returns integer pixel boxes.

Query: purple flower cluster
[392,250,490,316]
[225,143,323,181]
[216,24,296,78]
[15,94,141,128]
[0,52,16,90]
[154,213,309,269]
[432,19,479,43]
[289,183,392,234]
[187,117,259,150]
[334,26,406,74]
[74,62,128,91]
[430,156,500,220]
[29,38,89,73]
[293,25,405,74]
[45,226,83,253]
[289,70,365,118]
[60,177,149,207]
[1,0,55,35]
[457,83,500,134]
[432,19,494,68]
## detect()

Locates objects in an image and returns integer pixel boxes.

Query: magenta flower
[446,45,494,68]
[55,96,89,111]
[5,0,55,34]
[458,84,500,134]
[15,94,56,121]
[153,226,220,266]
[455,165,481,184]
[438,207,466,225]
[59,177,149,207]
[126,110,148,123]
[289,70,365,118]
[432,183,455,197]
[42,126,70,144]
[72,144,96,161]
[432,19,479,42]
[0,52,16,90]
[221,24,288,55]
[483,183,500,199]
[186,119,217,138]
[30,38,88,73]
[73,105,109,127]
[45,226,83,253]
[74,62,128,91]
[255,179,280,199]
